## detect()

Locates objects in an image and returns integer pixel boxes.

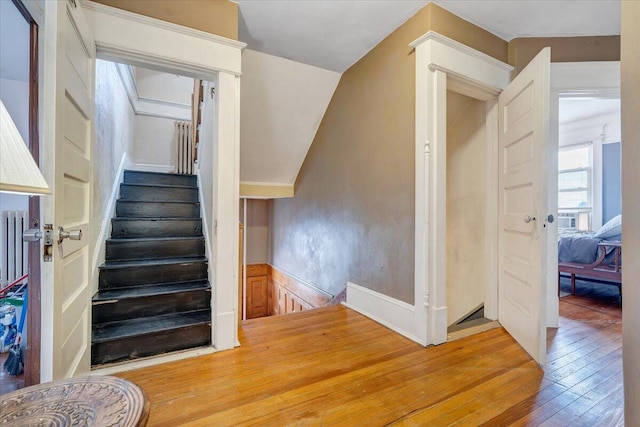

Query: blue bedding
[558,233,618,264]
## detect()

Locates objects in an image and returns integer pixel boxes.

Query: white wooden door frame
[410,32,513,345]
[39,0,245,381]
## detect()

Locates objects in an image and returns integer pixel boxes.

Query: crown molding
[81,0,246,51]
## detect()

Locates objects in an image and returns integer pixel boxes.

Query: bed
[557,214,622,298]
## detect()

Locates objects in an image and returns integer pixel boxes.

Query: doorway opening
[444,90,497,340]
[0,0,41,391]
[556,95,622,307]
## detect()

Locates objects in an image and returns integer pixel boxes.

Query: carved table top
[1,375,149,426]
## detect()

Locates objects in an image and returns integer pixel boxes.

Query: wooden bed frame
[558,241,622,297]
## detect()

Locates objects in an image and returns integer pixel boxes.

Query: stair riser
[92,290,211,324]
[124,171,197,187]
[99,262,208,289]
[106,239,205,261]
[111,219,202,238]
[91,323,211,366]
[120,185,198,202]
[116,201,200,218]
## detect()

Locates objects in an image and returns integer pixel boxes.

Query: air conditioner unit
[558,212,576,230]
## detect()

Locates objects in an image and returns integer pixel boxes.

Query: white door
[498,48,551,365]
[51,0,95,378]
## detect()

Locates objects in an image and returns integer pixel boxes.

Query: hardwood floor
[0,352,24,394]
[116,290,622,426]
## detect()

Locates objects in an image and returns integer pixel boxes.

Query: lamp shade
[0,99,50,195]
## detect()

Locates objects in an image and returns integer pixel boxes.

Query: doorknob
[524,214,536,224]
[58,227,82,245]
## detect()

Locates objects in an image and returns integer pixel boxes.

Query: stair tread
[117,200,200,205]
[93,280,210,301]
[124,169,195,178]
[121,182,197,190]
[112,217,202,221]
[100,256,207,269]
[107,236,205,243]
[92,309,210,342]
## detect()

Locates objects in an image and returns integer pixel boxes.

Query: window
[558,144,592,229]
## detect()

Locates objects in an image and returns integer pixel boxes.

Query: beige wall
[621,1,639,424]
[269,3,506,302]
[92,0,238,40]
[246,199,270,265]
[508,36,620,75]
[445,92,487,325]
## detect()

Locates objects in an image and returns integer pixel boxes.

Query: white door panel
[498,48,550,365]
[52,0,95,379]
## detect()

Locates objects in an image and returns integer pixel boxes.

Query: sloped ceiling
[240,49,341,186]
[237,0,621,195]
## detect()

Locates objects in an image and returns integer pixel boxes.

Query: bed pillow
[595,214,621,239]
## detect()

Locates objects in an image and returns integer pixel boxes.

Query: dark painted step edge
[117,200,200,205]
[92,309,211,343]
[91,343,211,370]
[92,280,211,302]
[106,236,205,243]
[99,256,207,270]
[124,170,196,178]
[120,182,198,190]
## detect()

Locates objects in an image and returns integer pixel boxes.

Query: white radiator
[174,121,194,175]
[0,210,28,287]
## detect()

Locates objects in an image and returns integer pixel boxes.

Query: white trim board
[83,1,245,79]
[343,282,425,345]
[90,346,219,376]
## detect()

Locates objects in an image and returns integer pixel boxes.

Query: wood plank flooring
[116,288,622,427]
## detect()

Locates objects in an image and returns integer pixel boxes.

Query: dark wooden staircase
[91,170,211,366]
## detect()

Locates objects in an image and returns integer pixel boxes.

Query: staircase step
[124,170,197,187]
[116,200,200,218]
[120,183,198,202]
[92,281,211,324]
[99,257,208,289]
[91,309,211,365]
[111,218,202,238]
[93,280,210,301]
[106,236,205,261]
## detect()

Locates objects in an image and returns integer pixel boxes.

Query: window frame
[558,142,594,229]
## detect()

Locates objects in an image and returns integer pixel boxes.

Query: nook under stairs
[91,170,211,367]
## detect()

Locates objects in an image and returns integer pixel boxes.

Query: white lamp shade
[0,99,50,195]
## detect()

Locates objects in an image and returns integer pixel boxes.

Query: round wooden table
[0,375,149,426]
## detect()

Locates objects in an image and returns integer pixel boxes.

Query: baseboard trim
[132,163,174,173]
[215,310,237,350]
[344,282,425,345]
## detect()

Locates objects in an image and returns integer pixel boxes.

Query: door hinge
[211,87,215,99]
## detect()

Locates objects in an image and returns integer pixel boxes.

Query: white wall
[245,199,269,264]
[240,49,341,185]
[445,91,487,326]
[134,67,192,106]
[621,1,640,424]
[92,59,136,292]
[134,115,176,171]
